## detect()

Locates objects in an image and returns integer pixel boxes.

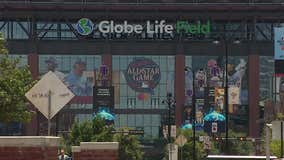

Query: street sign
[212,122,218,133]
[204,121,225,134]
[162,125,177,138]
[199,136,204,142]
[25,71,74,119]
[175,135,187,147]
[171,125,177,138]
[111,129,144,135]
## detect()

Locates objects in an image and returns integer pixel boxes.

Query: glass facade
[1,52,273,138]
[8,54,28,67]
[112,55,175,109]
[114,114,161,138]
[185,56,249,133]
[38,55,101,135]
[39,55,101,96]
[112,55,175,138]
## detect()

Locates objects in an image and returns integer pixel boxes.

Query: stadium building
[0,0,283,156]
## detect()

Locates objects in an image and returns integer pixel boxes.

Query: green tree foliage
[114,131,144,160]
[0,34,35,123]
[219,130,254,155]
[65,116,143,160]
[181,140,206,160]
[66,116,114,147]
[177,129,254,159]
[177,129,217,160]
[270,140,284,158]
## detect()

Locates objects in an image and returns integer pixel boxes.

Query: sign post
[48,90,51,136]
[203,136,211,151]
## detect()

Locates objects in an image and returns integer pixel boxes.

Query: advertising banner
[274,27,284,77]
[124,57,161,93]
[214,88,224,112]
[185,69,193,105]
[274,27,284,60]
[229,87,240,105]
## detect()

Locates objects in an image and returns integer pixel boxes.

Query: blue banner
[274,27,284,60]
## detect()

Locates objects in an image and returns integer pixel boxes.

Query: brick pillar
[0,136,60,160]
[25,53,39,136]
[248,54,260,137]
[72,146,81,160]
[28,53,38,80]
[175,54,185,127]
[72,142,119,160]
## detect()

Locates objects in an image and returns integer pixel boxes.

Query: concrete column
[175,53,185,127]
[248,54,260,137]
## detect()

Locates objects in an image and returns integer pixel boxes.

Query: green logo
[176,21,210,34]
[76,18,94,36]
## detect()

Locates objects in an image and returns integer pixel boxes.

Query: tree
[219,130,254,155]
[65,116,144,160]
[114,131,144,160]
[177,129,217,160]
[270,140,284,158]
[66,116,114,147]
[181,141,206,160]
[0,34,35,123]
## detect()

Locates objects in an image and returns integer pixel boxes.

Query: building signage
[125,58,160,93]
[274,27,284,60]
[93,86,114,108]
[76,18,211,39]
[274,27,284,77]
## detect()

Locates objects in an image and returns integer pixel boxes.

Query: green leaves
[114,131,144,160]
[65,117,143,160]
[270,140,284,158]
[0,35,35,123]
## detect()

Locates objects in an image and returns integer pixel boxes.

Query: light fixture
[233,38,241,44]
[213,38,220,44]
[266,123,272,128]
[184,66,191,72]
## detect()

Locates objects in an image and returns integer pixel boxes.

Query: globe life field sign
[76,18,211,37]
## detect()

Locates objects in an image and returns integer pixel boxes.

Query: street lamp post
[162,93,175,160]
[213,37,240,154]
[224,40,229,153]
[185,66,196,160]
